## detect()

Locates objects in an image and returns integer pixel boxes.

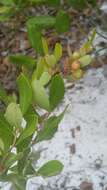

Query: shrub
[0,40,66,190]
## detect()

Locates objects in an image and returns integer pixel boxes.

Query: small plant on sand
[0,40,65,190]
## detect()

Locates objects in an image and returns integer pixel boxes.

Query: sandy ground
[26,67,107,190]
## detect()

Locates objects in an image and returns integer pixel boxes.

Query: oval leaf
[5,102,23,128]
[9,55,36,69]
[36,109,66,143]
[54,43,62,61]
[32,79,50,111]
[39,72,51,86]
[55,10,70,33]
[42,38,49,55]
[37,160,63,177]
[0,115,13,151]
[79,55,92,68]
[49,74,65,110]
[45,54,56,67]
[17,74,32,115]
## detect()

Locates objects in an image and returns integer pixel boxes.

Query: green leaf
[5,102,23,128]
[49,74,65,110]
[36,109,65,142]
[27,16,55,53]
[9,55,36,69]
[27,23,43,53]
[0,6,14,21]
[0,114,13,151]
[0,6,11,14]
[39,72,51,86]
[55,10,70,33]
[32,79,50,110]
[47,0,60,6]
[79,55,92,68]
[17,74,32,115]
[0,0,14,6]
[32,57,47,80]
[45,54,57,67]
[54,43,62,61]
[27,16,55,29]
[17,114,38,145]
[42,37,49,55]
[37,160,63,177]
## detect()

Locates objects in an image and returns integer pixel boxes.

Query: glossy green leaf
[47,0,60,6]
[32,57,47,80]
[37,160,63,177]
[5,102,23,128]
[49,74,65,110]
[27,16,55,53]
[42,37,49,55]
[17,114,38,145]
[36,109,65,142]
[0,0,14,5]
[0,6,11,14]
[27,23,43,53]
[17,74,32,115]
[0,115,13,151]
[32,79,50,110]
[39,72,51,86]
[27,16,55,29]
[54,43,62,61]
[9,55,36,69]
[45,54,56,67]
[55,10,70,33]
